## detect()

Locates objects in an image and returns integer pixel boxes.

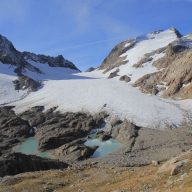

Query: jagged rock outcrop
[13,75,41,92]
[0,106,109,176]
[0,34,79,72]
[0,106,33,156]
[0,34,79,92]
[99,28,181,74]
[111,120,140,152]
[36,111,108,151]
[108,68,120,79]
[22,52,79,71]
[0,35,40,74]
[134,39,192,98]
[54,139,98,161]
[0,153,68,177]
[99,39,136,73]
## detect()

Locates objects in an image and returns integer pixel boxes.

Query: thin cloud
[54,0,138,36]
[43,36,128,54]
[0,0,30,24]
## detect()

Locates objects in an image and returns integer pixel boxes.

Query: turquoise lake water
[85,138,121,158]
[14,136,121,158]
[14,137,50,158]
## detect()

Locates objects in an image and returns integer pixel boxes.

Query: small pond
[14,137,50,158]
[85,138,122,158]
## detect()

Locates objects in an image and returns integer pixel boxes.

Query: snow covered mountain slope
[99,28,180,81]
[99,28,192,99]
[1,28,192,128]
[0,34,80,105]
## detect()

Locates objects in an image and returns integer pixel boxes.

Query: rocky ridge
[0,34,79,92]
[134,40,192,98]
[99,28,192,98]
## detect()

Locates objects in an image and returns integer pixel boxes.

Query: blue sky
[0,0,192,71]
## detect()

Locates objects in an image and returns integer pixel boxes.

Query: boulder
[108,68,119,79]
[119,75,131,83]
[54,140,98,161]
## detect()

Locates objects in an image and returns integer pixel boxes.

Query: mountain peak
[0,34,17,55]
[0,34,79,72]
[168,27,182,37]
[148,27,182,38]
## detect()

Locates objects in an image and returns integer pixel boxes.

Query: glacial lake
[14,137,50,158]
[14,136,121,159]
[85,138,121,158]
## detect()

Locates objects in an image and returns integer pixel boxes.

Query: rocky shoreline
[0,106,108,177]
[0,105,192,177]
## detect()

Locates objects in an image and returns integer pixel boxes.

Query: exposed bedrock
[0,106,33,156]
[134,42,192,98]
[54,139,98,162]
[35,111,108,151]
[100,39,136,73]
[0,153,68,177]
[1,105,192,171]
[13,75,41,92]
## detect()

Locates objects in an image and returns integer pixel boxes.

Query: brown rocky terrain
[0,149,192,192]
[99,39,136,73]
[94,119,192,167]
[1,106,192,177]
[133,41,192,98]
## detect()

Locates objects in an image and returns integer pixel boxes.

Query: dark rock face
[55,140,98,161]
[0,34,80,93]
[96,131,111,141]
[99,39,136,73]
[19,106,47,127]
[0,34,79,73]
[108,68,119,79]
[13,75,41,92]
[22,52,80,71]
[0,153,68,177]
[18,107,108,155]
[0,107,33,156]
[133,56,153,68]
[0,35,41,74]
[0,106,108,176]
[111,120,140,152]
[36,111,107,151]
